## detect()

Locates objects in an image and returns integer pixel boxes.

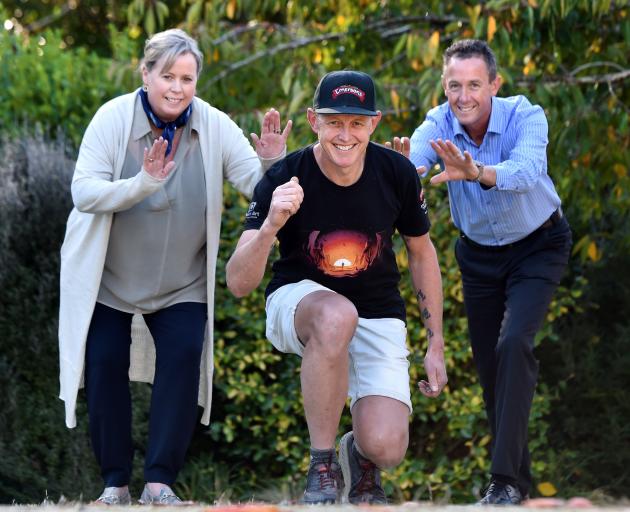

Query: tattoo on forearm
[427,327,434,339]
[422,308,431,320]
[416,289,427,302]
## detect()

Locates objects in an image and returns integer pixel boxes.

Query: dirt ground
[4,501,630,511]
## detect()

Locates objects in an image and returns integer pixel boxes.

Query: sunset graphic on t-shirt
[305,230,383,277]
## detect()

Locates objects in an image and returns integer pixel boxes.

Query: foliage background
[1,0,629,505]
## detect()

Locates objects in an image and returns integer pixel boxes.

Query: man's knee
[356,426,408,469]
[496,330,535,361]
[296,293,358,353]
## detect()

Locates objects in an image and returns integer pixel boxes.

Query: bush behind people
[1,9,628,503]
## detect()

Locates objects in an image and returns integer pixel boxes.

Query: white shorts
[265,279,412,413]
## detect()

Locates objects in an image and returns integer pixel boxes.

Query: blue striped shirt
[410,95,562,246]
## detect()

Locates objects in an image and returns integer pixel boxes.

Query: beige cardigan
[59,90,273,428]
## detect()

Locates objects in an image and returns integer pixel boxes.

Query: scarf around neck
[139,88,192,156]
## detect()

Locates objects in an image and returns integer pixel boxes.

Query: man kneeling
[226,70,447,504]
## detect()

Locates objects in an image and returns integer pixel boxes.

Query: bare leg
[295,291,358,449]
[352,396,409,468]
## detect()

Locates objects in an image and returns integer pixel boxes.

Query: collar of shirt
[132,94,200,141]
[450,96,505,146]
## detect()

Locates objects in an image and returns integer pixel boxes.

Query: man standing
[226,70,447,504]
[409,40,572,505]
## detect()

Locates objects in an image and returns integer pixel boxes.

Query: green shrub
[0,133,151,503]
[0,131,578,504]
[1,0,628,501]
[0,28,135,149]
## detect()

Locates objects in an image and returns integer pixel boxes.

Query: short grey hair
[142,29,203,77]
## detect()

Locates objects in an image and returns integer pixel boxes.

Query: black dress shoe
[477,480,523,505]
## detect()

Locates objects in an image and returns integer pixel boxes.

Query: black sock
[310,447,336,463]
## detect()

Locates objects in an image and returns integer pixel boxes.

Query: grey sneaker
[94,487,132,506]
[302,449,344,504]
[339,431,387,504]
[138,484,184,506]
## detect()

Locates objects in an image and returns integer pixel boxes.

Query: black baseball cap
[313,70,377,116]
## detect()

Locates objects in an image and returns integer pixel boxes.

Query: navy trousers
[455,216,572,495]
[84,301,207,487]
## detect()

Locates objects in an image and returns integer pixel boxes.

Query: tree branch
[201,31,346,91]
[24,1,75,33]
[200,14,464,92]
[209,21,288,46]
[516,69,630,87]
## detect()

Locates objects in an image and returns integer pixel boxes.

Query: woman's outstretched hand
[251,108,292,159]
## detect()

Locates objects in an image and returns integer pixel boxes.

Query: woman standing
[58,29,290,505]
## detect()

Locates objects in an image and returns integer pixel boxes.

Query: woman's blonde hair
[142,29,203,77]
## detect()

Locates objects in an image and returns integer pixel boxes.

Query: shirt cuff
[259,146,287,171]
[488,163,506,190]
[140,167,168,185]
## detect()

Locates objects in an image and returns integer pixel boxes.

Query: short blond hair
[142,29,203,77]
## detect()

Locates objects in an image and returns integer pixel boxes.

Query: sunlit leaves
[1,0,629,502]
[538,481,558,496]
[226,0,237,19]
[126,0,169,35]
[487,15,497,41]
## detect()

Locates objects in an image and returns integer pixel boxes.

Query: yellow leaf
[431,91,439,108]
[522,54,536,75]
[467,5,482,27]
[428,31,440,50]
[226,0,236,19]
[336,15,346,27]
[613,163,627,178]
[129,25,142,39]
[422,31,441,67]
[390,89,400,113]
[213,48,220,62]
[313,47,322,64]
[587,241,600,262]
[528,0,538,6]
[523,61,536,75]
[537,482,558,497]
[479,434,491,447]
[589,39,602,54]
[410,59,422,71]
[487,16,497,42]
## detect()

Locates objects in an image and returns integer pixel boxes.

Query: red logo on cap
[332,85,366,102]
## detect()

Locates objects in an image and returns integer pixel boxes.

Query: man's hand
[251,108,292,159]
[385,136,427,177]
[418,343,448,398]
[428,139,478,184]
[264,176,303,232]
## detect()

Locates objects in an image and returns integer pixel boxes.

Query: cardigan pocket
[145,187,171,211]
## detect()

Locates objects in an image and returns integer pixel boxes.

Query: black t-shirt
[244,142,430,321]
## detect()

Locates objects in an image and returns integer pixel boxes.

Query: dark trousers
[455,217,571,495]
[84,301,207,487]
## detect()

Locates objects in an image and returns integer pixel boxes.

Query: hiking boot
[139,484,185,505]
[302,448,344,504]
[477,480,523,505]
[93,487,132,506]
[339,431,387,504]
